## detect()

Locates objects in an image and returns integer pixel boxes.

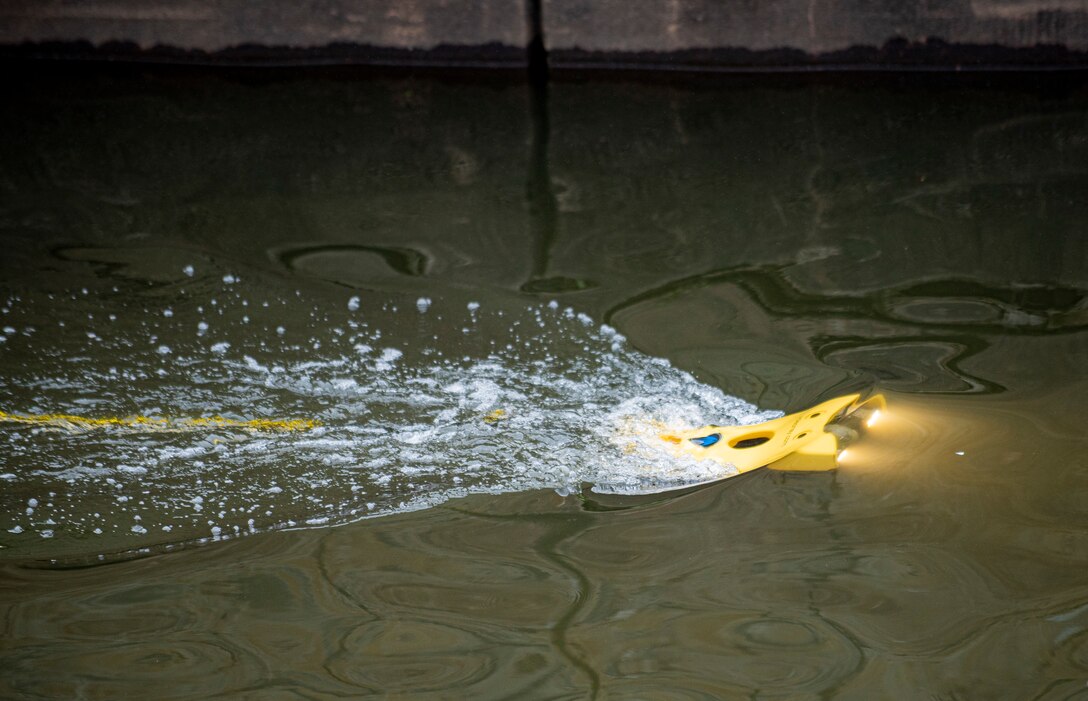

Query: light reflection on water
[1,66,1087,699]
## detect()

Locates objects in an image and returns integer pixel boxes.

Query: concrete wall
[1,0,1086,66]
[544,0,1088,55]
[0,0,529,60]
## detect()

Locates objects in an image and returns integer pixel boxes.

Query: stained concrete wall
[1,0,1087,66]
[0,0,529,57]
[543,0,1088,55]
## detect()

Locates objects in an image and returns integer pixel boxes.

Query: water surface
[1,66,1087,699]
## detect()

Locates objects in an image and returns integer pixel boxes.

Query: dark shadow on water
[605,265,1088,338]
[607,264,1086,399]
[275,243,432,279]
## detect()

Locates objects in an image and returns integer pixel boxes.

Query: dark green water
[1,66,1087,699]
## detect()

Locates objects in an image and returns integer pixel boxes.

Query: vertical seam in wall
[527,0,549,84]
[524,0,559,290]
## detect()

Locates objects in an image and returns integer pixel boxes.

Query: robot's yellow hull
[659,393,884,474]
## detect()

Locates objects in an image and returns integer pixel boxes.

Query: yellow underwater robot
[658,393,885,475]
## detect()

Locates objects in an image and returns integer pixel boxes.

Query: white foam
[0,294,779,551]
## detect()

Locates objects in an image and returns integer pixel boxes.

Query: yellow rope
[482,408,506,424]
[0,409,318,432]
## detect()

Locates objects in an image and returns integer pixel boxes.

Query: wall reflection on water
[2,67,1088,698]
